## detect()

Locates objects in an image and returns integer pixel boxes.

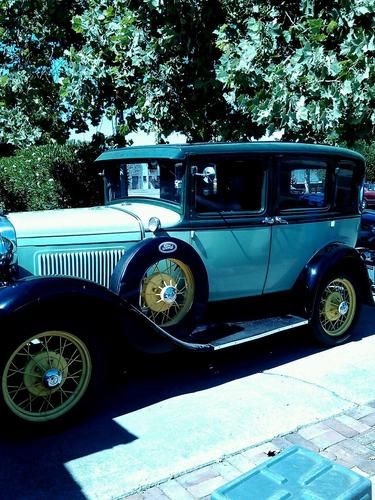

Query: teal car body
[0,141,371,428]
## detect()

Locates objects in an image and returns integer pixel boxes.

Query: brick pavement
[122,401,375,499]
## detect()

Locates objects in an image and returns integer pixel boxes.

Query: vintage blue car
[0,142,371,428]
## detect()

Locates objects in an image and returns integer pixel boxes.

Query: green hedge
[0,141,104,213]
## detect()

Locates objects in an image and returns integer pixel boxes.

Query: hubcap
[338,301,349,315]
[319,278,356,337]
[43,369,63,388]
[140,258,195,326]
[160,285,178,304]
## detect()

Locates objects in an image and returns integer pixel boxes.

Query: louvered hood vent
[37,248,125,288]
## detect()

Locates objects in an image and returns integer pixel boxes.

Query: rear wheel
[311,274,360,346]
[0,321,102,428]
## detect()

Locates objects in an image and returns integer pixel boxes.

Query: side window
[334,162,356,212]
[193,157,266,214]
[279,158,328,211]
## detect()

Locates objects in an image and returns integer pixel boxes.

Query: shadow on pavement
[0,306,373,499]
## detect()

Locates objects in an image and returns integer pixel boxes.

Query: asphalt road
[1,306,375,500]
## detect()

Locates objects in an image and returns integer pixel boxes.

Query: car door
[188,154,272,302]
[264,155,359,293]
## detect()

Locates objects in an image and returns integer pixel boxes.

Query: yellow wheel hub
[143,272,178,313]
[140,258,195,327]
[323,291,344,322]
[23,351,68,397]
[319,278,356,337]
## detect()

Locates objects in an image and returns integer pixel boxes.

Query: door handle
[275,216,288,225]
[262,217,275,225]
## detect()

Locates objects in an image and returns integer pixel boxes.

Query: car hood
[7,202,181,246]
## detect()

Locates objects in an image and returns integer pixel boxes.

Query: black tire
[310,272,361,346]
[110,237,208,336]
[0,316,105,431]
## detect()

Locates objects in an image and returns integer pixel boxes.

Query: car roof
[96,142,365,163]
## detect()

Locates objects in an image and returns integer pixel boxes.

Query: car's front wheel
[0,320,102,428]
[311,273,360,346]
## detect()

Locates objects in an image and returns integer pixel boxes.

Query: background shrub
[351,141,375,182]
[0,140,104,213]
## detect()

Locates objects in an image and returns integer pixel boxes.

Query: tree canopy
[0,0,86,146]
[215,0,375,144]
[1,0,374,146]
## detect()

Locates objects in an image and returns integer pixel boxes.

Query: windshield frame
[102,158,186,212]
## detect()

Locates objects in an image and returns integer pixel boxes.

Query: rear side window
[334,162,357,212]
[279,158,328,211]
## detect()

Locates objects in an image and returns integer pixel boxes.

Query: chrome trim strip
[109,205,145,240]
[212,319,309,351]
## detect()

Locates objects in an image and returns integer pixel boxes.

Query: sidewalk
[123,401,375,499]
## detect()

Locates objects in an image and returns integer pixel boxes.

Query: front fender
[0,276,210,354]
[0,275,126,315]
[294,243,373,317]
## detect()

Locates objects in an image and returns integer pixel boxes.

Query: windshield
[104,159,185,206]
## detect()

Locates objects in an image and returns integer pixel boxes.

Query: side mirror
[192,165,216,183]
[202,166,216,184]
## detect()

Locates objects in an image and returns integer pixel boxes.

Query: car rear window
[279,158,328,211]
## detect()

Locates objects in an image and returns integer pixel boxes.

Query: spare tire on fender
[109,236,209,336]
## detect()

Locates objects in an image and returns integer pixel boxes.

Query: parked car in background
[0,142,371,429]
[357,210,375,249]
[356,210,375,295]
[363,183,375,208]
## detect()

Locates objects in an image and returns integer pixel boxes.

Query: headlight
[0,216,17,275]
[148,217,161,233]
[0,235,15,268]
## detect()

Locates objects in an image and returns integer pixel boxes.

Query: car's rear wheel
[311,273,360,346]
[0,320,103,428]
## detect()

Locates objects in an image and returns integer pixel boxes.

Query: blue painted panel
[264,217,360,293]
[191,227,271,301]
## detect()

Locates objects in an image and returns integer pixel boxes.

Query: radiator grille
[37,249,125,288]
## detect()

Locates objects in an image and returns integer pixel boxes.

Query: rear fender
[294,243,373,317]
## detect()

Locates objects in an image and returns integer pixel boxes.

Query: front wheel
[0,322,101,428]
[310,274,360,346]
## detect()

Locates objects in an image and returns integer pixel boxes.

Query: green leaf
[283,30,292,43]
[341,80,352,95]
[72,16,82,34]
[327,20,337,33]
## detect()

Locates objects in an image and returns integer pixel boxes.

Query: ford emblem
[159,242,177,254]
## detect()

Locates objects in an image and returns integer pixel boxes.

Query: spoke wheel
[140,258,195,327]
[319,278,356,337]
[2,330,92,423]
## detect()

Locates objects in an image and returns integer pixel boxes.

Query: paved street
[0,306,374,499]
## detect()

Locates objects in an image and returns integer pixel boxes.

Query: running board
[132,304,309,353]
[203,315,308,351]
